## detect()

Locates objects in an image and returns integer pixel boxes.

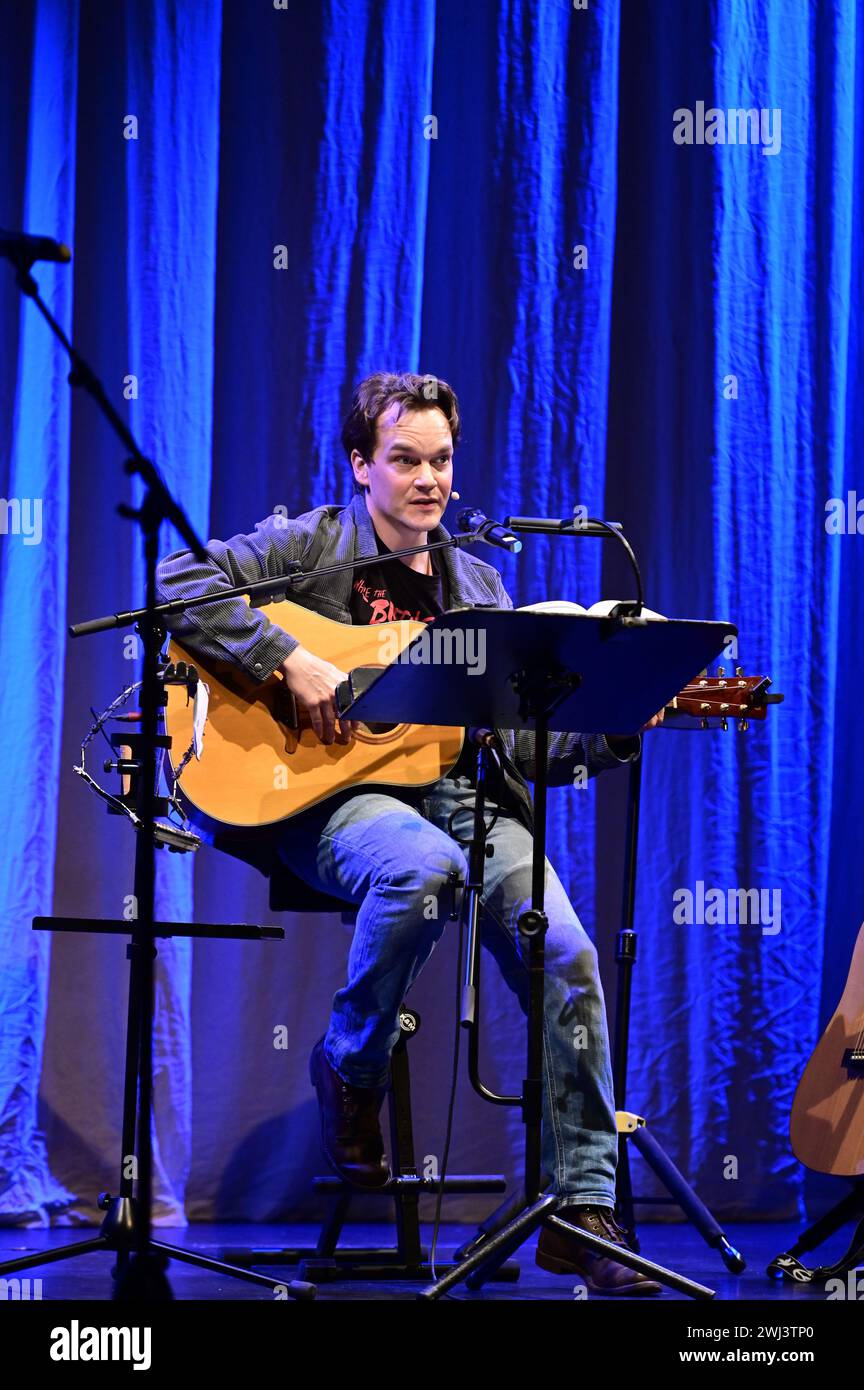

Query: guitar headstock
[667,668,783,731]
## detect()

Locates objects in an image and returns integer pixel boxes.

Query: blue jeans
[276,776,618,1206]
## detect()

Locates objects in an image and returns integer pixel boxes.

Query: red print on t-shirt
[352,575,434,625]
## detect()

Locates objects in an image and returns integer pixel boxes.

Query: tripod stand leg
[149,1241,316,1299]
[543,1213,715,1299]
[767,1183,864,1281]
[786,1184,864,1258]
[0,1236,108,1277]
[464,1196,556,1289]
[420,1192,715,1299]
[418,1193,557,1299]
[616,1136,636,1239]
[630,1125,745,1272]
[316,1189,352,1256]
[613,752,743,1276]
[452,1172,554,1261]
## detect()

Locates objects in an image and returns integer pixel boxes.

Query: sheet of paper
[519,598,668,621]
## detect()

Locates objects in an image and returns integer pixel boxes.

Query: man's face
[350,404,454,536]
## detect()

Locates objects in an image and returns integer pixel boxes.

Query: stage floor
[0,1219,855,1301]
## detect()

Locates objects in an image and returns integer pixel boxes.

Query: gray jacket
[154,494,637,905]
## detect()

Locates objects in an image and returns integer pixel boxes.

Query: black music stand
[613,746,746,1272]
[0,769,315,1303]
[0,915,315,1299]
[341,606,733,1299]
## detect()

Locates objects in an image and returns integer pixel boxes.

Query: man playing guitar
[155,372,665,1295]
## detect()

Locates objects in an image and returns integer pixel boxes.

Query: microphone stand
[612,740,745,1272]
[3,248,318,1301]
[480,515,743,1273]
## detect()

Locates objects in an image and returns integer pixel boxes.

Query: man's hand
[280,646,356,745]
[605,706,666,751]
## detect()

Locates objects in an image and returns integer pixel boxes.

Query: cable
[427,794,500,1291]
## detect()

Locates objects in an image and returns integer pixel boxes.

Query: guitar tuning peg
[738,718,749,732]
[735,666,743,676]
[700,717,709,730]
[716,666,725,677]
[721,718,728,731]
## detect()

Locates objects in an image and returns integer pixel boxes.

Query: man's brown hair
[341,371,461,490]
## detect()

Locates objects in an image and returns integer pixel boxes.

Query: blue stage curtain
[123,0,224,1222]
[1,0,861,1224]
[607,0,864,1219]
[0,0,79,1222]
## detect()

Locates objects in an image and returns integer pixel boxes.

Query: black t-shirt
[349,530,478,781]
[349,531,448,624]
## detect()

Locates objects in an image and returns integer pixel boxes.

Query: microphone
[456,506,522,554]
[0,228,72,267]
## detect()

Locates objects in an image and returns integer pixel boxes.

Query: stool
[223,864,519,1282]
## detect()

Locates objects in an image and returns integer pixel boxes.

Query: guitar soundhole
[357,721,400,738]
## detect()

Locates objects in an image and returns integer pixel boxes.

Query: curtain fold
[0,0,79,1223]
[122,0,223,1224]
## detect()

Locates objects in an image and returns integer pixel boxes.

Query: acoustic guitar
[163,598,463,835]
[790,923,864,1177]
[162,597,780,834]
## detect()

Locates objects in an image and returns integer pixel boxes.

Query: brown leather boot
[308,1039,391,1189]
[536,1206,662,1295]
